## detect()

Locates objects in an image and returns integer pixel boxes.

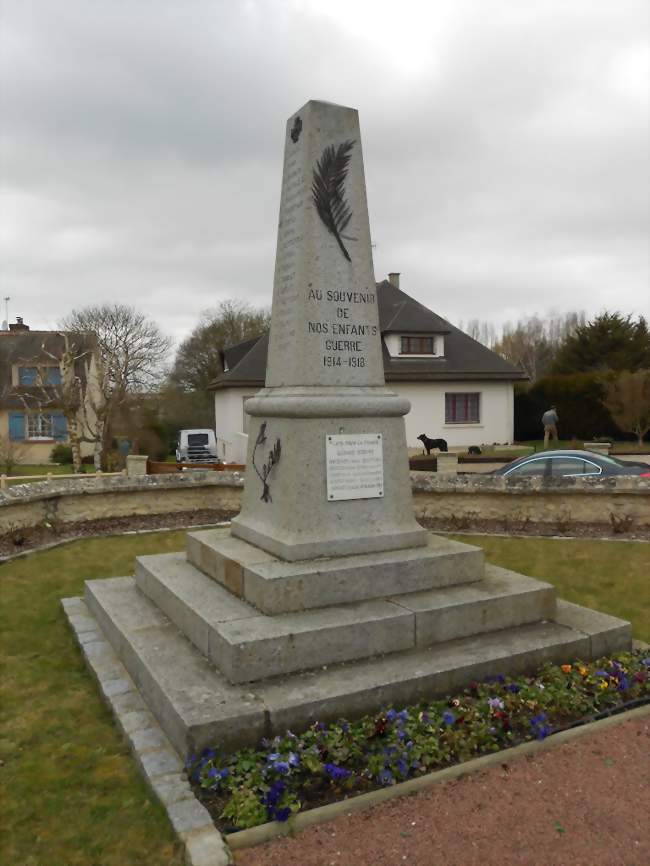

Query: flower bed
[187,651,649,832]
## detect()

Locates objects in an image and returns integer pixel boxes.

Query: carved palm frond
[312,140,355,262]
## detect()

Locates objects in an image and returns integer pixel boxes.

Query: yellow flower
[561,665,572,674]
[578,666,588,677]
[599,680,609,690]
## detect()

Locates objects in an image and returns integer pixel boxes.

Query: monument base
[71,526,633,759]
[231,389,428,561]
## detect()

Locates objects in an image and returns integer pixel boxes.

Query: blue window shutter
[52,412,68,441]
[19,367,38,386]
[46,367,62,386]
[9,412,25,440]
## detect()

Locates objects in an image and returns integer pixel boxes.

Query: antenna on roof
[2,296,9,331]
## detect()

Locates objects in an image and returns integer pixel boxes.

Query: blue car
[494,449,650,479]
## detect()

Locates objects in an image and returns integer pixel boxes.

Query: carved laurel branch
[251,421,282,503]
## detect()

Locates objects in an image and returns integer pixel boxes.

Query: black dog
[468,445,482,455]
[417,434,448,454]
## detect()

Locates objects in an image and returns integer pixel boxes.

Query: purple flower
[643,658,650,667]
[488,697,504,710]
[264,780,285,809]
[397,758,409,777]
[288,752,300,767]
[267,752,280,762]
[274,807,291,823]
[324,763,351,781]
[378,768,394,786]
[595,670,609,678]
[272,761,290,775]
[505,683,520,694]
[398,709,409,722]
[530,713,551,740]
[442,710,455,725]
[386,709,398,722]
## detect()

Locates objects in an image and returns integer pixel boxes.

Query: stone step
[83,575,631,759]
[135,553,415,683]
[391,565,557,647]
[84,576,267,758]
[186,528,485,614]
[135,554,557,683]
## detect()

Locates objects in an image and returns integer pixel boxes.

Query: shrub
[50,444,73,464]
[515,373,621,441]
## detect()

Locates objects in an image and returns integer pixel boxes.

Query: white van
[175,429,220,464]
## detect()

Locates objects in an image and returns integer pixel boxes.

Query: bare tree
[61,305,171,466]
[492,311,586,381]
[170,300,270,393]
[603,369,650,445]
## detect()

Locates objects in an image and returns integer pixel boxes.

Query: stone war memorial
[67,101,631,763]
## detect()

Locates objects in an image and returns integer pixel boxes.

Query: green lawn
[0,531,188,866]
[3,463,95,487]
[447,534,650,643]
[1,530,648,864]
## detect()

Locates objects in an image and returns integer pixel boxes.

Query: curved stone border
[62,593,649,862]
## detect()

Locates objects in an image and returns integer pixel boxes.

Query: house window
[18,366,61,386]
[445,392,480,424]
[400,336,434,355]
[27,413,54,439]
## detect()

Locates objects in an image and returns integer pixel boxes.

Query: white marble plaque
[326,434,384,501]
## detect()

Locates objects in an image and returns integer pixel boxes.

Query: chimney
[9,317,30,332]
[387,272,400,289]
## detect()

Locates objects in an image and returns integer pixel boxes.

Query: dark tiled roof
[377,280,451,334]
[208,283,525,389]
[223,336,263,373]
[0,330,97,409]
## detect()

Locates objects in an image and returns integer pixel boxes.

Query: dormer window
[400,336,434,355]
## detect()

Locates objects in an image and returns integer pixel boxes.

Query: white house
[209,275,526,462]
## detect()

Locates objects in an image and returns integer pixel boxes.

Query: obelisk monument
[231,100,426,561]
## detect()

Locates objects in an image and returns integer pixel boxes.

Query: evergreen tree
[551,312,650,374]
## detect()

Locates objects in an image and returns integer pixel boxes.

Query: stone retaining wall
[1,471,648,537]
[411,473,650,535]
[0,472,244,535]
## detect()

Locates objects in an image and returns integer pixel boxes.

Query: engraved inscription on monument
[326,434,384,501]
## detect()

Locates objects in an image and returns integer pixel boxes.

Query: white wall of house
[214,388,258,463]
[214,379,514,459]
[391,380,514,448]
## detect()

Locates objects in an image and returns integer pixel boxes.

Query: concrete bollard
[436,453,458,475]
[126,455,149,477]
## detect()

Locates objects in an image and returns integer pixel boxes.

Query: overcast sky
[1,0,648,347]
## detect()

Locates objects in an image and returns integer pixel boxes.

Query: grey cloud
[1,0,647,343]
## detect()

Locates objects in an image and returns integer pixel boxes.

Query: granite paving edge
[61,595,233,866]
